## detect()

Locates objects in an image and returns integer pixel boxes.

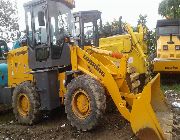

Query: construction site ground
[0,76,179,140]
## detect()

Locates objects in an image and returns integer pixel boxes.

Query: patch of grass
[161,83,180,93]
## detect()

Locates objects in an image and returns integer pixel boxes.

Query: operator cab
[156,19,180,59]
[156,19,180,37]
[73,10,102,48]
[24,0,75,70]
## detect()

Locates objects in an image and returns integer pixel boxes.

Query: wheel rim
[17,93,30,116]
[72,89,91,119]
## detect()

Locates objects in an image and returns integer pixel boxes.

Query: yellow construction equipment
[0,1,172,140]
[72,11,172,139]
[153,19,180,73]
[68,43,172,140]
[99,23,150,90]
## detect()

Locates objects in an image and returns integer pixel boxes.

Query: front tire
[12,81,41,125]
[65,75,106,131]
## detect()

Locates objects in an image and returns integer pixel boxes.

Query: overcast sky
[17,0,163,30]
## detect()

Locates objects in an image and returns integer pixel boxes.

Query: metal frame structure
[73,10,102,48]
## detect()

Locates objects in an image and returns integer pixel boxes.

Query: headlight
[175,45,180,50]
[163,45,168,50]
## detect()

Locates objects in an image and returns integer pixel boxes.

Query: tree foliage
[0,0,19,42]
[100,15,156,55]
[100,22,112,37]
[158,0,180,19]
[100,18,123,37]
[138,14,147,28]
[137,14,156,55]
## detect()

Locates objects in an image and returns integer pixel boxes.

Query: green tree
[138,14,147,28]
[137,14,156,55]
[158,0,180,19]
[100,22,112,37]
[100,18,123,37]
[100,15,157,56]
[0,0,19,42]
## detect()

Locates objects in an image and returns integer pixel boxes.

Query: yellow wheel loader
[100,23,150,92]
[73,10,173,139]
[153,19,180,73]
[73,10,151,93]
[0,1,172,140]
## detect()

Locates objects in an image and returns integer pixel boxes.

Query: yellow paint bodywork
[99,24,148,74]
[7,46,33,87]
[130,74,172,140]
[72,89,91,119]
[17,93,30,117]
[154,36,180,73]
[154,59,180,72]
[58,72,67,103]
[156,36,180,59]
[70,44,172,140]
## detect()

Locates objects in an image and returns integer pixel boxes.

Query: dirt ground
[0,82,179,140]
[164,90,180,140]
[0,107,136,140]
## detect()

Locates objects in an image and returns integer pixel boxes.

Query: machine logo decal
[165,66,178,70]
[83,55,105,77]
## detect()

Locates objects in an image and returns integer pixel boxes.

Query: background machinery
[73,10,101,48]
[153,19,180,73]
[0,1,172,140]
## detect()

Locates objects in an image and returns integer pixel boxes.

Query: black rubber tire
[12,81,41,125]
[65,75,106,131]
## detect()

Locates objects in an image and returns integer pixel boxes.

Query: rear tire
[12,81,41,125]
[65,75,106,131]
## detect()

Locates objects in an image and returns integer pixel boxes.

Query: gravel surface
[0,84,179,140]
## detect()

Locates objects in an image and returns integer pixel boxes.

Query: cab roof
[157,19,180,27]
[24,0,75,9]
[73,10,101,23]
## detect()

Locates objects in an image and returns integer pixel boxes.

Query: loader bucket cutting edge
[130,74,173,140]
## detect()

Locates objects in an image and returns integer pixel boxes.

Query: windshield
[24,0,75,47]
[49,1,75,45]
[74,18,101,46]
[158,26,180,35]
[24,1,47,46]
[84,23,93,39]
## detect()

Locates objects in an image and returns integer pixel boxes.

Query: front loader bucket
[130,74,173,140]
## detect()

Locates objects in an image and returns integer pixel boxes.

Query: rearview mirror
[38,11,45,26]
[0,40,8,60]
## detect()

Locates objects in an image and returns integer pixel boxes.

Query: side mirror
[38,11,45,26]
[0,40,8,60]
